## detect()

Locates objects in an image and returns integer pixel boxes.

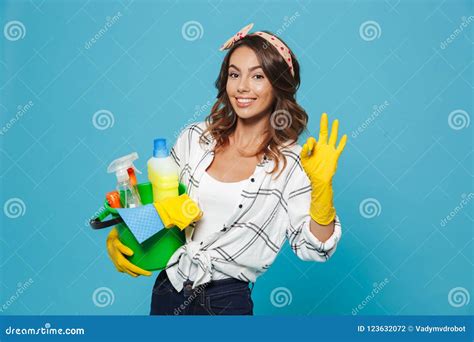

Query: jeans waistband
[184,276,251,298]
[201,276,248,289]
[171,271,251,293]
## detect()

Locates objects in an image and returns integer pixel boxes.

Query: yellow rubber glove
[300,113,347,225]
[106,228,152,277]
[153,194,203,230]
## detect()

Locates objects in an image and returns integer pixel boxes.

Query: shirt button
[222,227,227,232]
[200,241,203,245]
[250,178,255,182]
[238,204,243,208]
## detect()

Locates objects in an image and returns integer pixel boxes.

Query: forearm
[300,113,347,244]
[309,218,335,243]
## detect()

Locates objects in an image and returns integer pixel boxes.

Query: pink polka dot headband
[219,23,295,77]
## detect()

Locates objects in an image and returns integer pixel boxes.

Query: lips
[236,97,256,102]
[235,97,257,107]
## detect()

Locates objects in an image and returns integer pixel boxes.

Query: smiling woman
[205,28,309,176]
[106,23,347,316]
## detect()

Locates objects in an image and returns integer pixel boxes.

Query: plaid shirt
[165,122,342,291]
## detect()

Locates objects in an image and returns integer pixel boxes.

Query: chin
[234,109,260,119]
[231,101,267,120]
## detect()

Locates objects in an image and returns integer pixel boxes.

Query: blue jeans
[150,270,254,315]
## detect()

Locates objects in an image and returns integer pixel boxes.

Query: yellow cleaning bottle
[147,138,179,201]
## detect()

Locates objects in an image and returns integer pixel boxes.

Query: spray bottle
[147,139,179,201]
[107,152,142,208]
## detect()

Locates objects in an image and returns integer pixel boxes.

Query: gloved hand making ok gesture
[300,113,347,225]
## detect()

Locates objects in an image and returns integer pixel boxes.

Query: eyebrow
[229,64,263,72]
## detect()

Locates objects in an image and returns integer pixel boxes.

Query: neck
[233,112,269,143]
[227,112,269,157]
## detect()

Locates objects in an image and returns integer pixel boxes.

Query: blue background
[0,0,472,316]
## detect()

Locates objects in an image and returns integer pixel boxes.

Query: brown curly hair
[199,32,308,178]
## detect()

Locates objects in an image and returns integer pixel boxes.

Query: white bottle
[147,139,179,201]
[107,152,142,208]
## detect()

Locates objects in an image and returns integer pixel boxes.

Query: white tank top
[192,171,247,280]
[193,171,247,243]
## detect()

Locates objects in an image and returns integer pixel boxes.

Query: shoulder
[174,121,214,147]
[177,121,208,141]
[280,142,302,164]
[274,141,311,191]
[273,141,303,172]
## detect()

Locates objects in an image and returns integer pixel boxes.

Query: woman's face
[226,46,275,120]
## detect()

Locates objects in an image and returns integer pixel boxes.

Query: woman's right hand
[106,228,152,277]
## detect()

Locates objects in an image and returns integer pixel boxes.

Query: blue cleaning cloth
[116,204,164,244]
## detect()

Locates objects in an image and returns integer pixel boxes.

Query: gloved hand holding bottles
[106,228,152,277]
[103,138,203,277]
[106,191,203,277]
[300,113,347,225]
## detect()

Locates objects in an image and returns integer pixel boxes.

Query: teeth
[237,98,255,103]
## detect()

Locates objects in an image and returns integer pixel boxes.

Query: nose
[237,75,250,93]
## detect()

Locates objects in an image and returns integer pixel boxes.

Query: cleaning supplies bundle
[89,138,202,271]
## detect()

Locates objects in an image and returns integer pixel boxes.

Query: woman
[106,23,347,315]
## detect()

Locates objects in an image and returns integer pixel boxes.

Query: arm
[106,124,200,277]
[310,218,334,243]
[286,112,347,261]
[170,125,191,180]
[285,166,342,262]
[300,112,347,227]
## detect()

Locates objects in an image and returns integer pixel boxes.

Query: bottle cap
[153,138,168,158]
[107,152,139,182]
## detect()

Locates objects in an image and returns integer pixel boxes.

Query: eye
[253,74,264,80]
[228,72,239,78]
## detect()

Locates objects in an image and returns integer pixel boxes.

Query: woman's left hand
[301,113,347,184]
[300,113,347,225]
